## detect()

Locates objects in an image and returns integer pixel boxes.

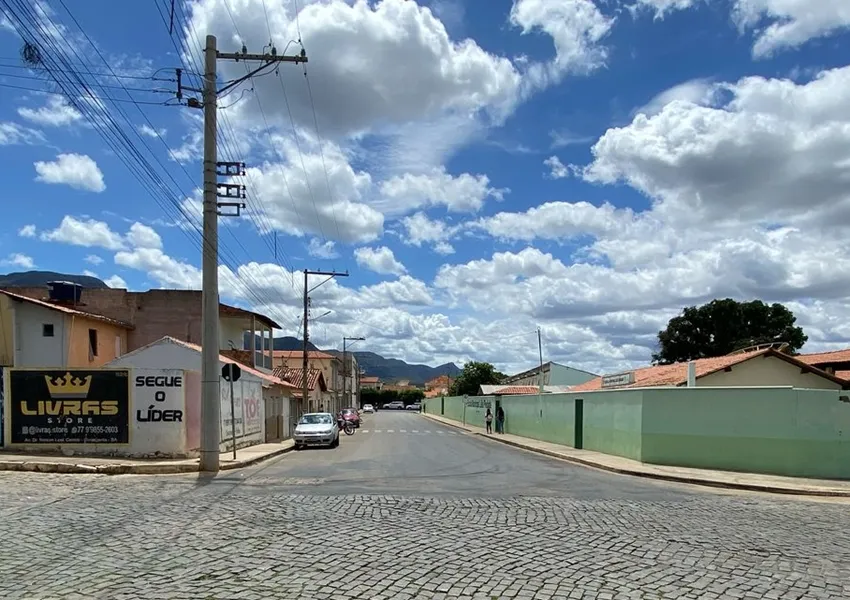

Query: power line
[0,57,176,81]
[0,69,174,94]
[0,81,178,105]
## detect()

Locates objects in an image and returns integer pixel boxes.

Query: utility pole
[537,326,544,422]
[178,35,307,472]
[343,336,365,408]
[302,269,348,413]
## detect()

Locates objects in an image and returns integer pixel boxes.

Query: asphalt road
[1,411,849,599]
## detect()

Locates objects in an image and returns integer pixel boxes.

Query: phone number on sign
[23,426,120,435]
[71,426,120,435]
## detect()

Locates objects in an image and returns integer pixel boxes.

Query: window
[42,323,54,337]
[88,329,98,357]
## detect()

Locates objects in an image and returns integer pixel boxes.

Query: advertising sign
[601,372,635,388]
[243,384,262,435]
[8,369,130,445]
[134,371,184,424]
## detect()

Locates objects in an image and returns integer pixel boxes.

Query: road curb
[0,444,294,476]
[220,445,293,471]
[422,413,850,498]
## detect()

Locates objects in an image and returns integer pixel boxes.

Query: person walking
[485,408,493,433]
[495,405,505,434]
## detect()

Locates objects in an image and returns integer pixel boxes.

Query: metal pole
[229,375,236,460]
[537,326,544,422]
[302,269,309,413]
[199,34,220,472]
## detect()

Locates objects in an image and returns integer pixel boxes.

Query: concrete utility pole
[537,326,544,422]
[343,336,365,408]
[302,269,348,413]
[180,34,307,473]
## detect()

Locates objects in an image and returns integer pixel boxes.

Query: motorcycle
[337,417,355,436]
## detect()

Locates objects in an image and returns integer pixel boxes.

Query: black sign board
[8,369,130,445]
[222,363,241,382]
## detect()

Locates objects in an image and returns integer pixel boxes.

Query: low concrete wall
[424,386,850,480]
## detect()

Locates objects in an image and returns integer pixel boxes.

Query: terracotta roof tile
[361,376,380,384]
[797,349,850,365]
[493,386,542,395]
[273,366,326,391]
[570,348,847,391]
[165,337,295,389]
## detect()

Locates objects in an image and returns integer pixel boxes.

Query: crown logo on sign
[44,372,92,399]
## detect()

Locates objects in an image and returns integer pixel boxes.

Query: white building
[107,336,297,448]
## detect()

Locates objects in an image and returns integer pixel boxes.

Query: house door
[574,399,584,449]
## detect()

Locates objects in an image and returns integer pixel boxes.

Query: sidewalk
[0,440,294,475]
[423,413,850,498]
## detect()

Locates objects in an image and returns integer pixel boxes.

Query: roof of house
[273,366,327,391]
[797,349,850,366]
[272,350,337,360]
[570,348,848,391]
[479,384,575,396]
[0,289,134,329]
[219,302,281,330]
[502,361,598,383]
[113,336,295,389]
[361,376,380,384]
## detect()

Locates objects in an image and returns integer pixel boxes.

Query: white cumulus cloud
[34,153,105,193]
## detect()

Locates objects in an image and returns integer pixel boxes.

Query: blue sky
[1,0,849,374]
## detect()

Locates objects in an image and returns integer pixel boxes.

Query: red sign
[244,396,261,420]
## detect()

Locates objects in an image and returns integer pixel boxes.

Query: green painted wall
[501,393,575,446]
[580,390,644,460]
[640,387,850,480]
[425,387,850,480]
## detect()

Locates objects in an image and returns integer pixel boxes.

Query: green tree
[652,298,808,365]
[449,361,503,396]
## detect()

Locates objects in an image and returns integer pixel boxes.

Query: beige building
[273,366,329,414]
[273,351,343,413]
[0,289,131,368]
[572,347,848,392]
[361,376,382,391]
[2,286,279,372]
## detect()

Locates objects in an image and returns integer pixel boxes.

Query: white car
[362,404,375,414]
[293,413,339,450]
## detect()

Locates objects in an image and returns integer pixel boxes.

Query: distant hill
[324,349,460,385]
[0,270,108,288]
[245,333,461,384]
[244,334,321,352]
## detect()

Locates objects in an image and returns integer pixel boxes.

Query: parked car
[406,403,421,411]
[293,413,339,449]
[362,404,375,414]
[383,401,404,410]
[341,407,361,428]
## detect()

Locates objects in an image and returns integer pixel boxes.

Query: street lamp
[343,336,365,409]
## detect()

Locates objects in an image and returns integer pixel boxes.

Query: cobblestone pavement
[3,472,849,599]
[2,413,849,599]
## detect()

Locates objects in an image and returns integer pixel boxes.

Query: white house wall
[14,302,68,367]
[2,367,191,458]
[107,341,267,453]
[219,317,246,352]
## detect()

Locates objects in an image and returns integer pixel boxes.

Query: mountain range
[0,270,109,288]
[249,335,461,385]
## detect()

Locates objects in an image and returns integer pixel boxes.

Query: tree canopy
[448,361,504,396]
[360,388,424,407]
[652,298,808,365]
